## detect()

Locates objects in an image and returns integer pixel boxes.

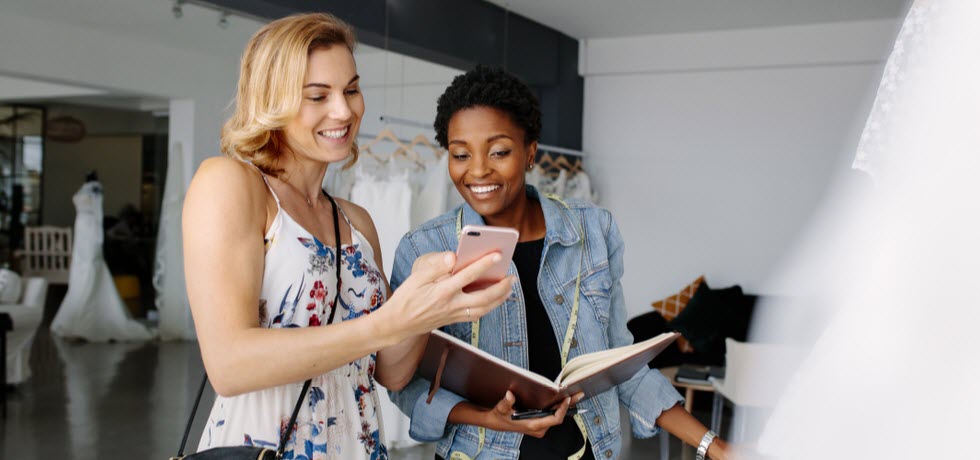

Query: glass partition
[0,104,46,263]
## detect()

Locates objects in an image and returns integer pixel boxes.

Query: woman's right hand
[480,391,581,438]
[382,251,514,339]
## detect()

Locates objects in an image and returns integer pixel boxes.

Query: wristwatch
[695,430,717,460]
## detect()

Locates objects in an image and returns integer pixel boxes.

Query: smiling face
[447,106,537,224]
[282,45,364,164]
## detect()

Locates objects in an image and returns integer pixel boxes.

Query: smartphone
[511,408,589,421]
[453,225,519,293]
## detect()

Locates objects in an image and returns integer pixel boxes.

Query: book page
[555,332,678,386]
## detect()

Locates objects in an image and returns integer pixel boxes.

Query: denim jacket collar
[459,185,581,247]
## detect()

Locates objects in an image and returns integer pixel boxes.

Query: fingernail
[444,253,454,266]
[491,253,502,263]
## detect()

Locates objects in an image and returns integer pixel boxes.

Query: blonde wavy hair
[221,13,358,175]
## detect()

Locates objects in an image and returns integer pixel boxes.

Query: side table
[659,366,717,460]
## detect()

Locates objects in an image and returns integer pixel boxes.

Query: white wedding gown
[153,141,195,340]
[747,1,980,458]
[51,182,155,342]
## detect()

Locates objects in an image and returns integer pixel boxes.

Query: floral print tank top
[198,174,389,460]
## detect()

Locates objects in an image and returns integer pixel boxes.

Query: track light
[218,11,230,29]
[172,0,184,19]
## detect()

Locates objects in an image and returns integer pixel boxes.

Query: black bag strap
[323,191,343,325]
[176,372,209,457]
[177,190,344,458]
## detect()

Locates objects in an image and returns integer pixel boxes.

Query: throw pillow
[0,268,23,304]
[650,275,704,352]
[626,310,686,368]
[668,283,745,365]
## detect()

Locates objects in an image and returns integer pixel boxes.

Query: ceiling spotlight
[172,0,184,19]
[218,11,230,29]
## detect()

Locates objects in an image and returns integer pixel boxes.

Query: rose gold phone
[453,225,519,293]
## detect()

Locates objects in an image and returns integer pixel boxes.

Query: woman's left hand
[707,437,730,460]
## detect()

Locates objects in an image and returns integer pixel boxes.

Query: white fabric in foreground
[750,1,980,458]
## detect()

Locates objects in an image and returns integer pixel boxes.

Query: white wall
[354,50,462,145]
[581,20,901,316]
[44,135,142,227]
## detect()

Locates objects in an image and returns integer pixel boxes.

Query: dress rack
[379,114,586,159]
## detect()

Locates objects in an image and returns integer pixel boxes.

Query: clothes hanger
[390,136,427,169]
[360,127,411,153]
[391,147,425,169]
[534,151,563,179]
[406,134,446,160]
[358,142,390,165]
[358,127,418,167]
[554,154,582,175]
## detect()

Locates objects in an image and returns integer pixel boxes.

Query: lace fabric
[154,142,195,340]
[755,1,980,457]
[852,1,940,180]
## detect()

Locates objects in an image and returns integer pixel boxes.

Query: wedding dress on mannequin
[746,1,980,458]
[51,180,155,342]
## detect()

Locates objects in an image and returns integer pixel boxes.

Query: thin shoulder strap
[250,164,282,209]
[324,190,353,228]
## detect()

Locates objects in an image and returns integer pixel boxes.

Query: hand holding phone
[454,225,519,292]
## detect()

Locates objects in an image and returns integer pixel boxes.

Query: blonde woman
[182,13,514,459]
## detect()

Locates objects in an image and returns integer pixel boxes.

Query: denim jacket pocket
[581,265,612,324]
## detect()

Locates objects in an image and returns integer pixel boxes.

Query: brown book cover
[417,330,680,410]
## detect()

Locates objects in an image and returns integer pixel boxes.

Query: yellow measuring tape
[448,195,590,460]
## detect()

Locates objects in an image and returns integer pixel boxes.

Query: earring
[527,164,534,171]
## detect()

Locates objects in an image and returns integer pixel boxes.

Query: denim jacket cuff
[409,387,466,442]
[627,369,685,438]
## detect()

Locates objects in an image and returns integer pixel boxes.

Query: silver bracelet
[696,430,717,460]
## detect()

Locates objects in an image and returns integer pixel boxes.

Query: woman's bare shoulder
[185,156,268,226]
[194,156,261,184]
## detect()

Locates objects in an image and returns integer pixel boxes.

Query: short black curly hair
[433,65,542,148]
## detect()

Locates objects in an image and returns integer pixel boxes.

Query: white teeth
[470,185,500,194]
[318,126,348,139]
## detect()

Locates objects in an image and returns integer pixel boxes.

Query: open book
[417,329,679,410]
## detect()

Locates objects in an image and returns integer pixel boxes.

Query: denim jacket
[388,186,683,460]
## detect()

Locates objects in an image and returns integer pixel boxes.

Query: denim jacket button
[555,294,565,304]
[593,415,601,425]
[604,449,613,458]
